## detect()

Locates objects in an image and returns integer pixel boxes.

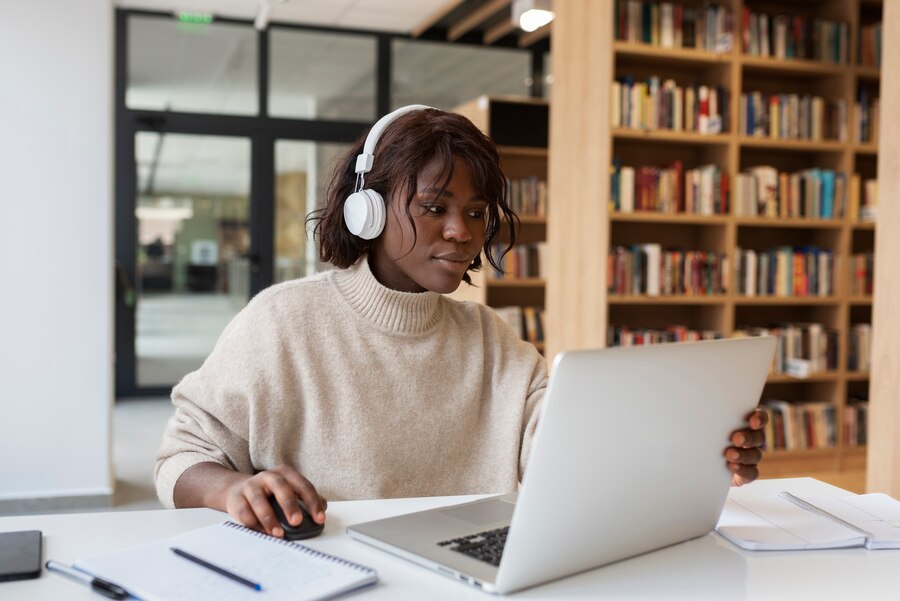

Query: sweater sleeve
[154,292,281,509]
[518,350,548,481]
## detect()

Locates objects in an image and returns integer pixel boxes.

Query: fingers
[728,462,759,486]
[731,427,765,449]
[725,446,762,466]
[279,468,327,524]
[225,465,327,538]
[745,408,769,430]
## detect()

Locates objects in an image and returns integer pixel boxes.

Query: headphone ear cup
[343,189,385,240]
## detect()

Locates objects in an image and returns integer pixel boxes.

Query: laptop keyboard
[437,526,509,567]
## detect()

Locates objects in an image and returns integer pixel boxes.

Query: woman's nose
[443,213,472,242]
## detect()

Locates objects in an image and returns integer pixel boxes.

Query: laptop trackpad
[440,500,515,526]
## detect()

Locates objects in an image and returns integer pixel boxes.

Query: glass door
[132,132,252,389]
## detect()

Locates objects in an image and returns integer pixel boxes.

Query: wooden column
[867,0,900,496]
[545,0,612,363]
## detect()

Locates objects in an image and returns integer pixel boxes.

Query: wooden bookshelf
[450,96,549,353]
[547,0,882,492]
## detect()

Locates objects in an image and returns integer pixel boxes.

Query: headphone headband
[354,104,434,176]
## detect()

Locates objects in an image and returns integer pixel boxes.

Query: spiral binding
[222,521,376,574]
[778,492,874,539]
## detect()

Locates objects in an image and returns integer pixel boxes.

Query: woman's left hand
[725,408,768,486]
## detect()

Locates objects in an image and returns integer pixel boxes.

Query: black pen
[170,547,262,591]
[45,560,129,600]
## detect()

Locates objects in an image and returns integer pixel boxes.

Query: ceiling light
[512,0,555,33]
[254,0,271,31]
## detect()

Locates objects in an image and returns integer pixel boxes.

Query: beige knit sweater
[155,257,548,507]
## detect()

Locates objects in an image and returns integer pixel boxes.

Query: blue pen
[171,547,262,591]
[45,560,130,600]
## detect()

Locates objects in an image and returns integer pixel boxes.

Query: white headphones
[343,104,434,239]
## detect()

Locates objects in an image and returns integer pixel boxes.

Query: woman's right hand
[223,464,327,538]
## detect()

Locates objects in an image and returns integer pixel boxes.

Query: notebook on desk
[348,336,777,594]
[75,521,376,601]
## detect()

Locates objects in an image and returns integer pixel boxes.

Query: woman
[155,106,767,538]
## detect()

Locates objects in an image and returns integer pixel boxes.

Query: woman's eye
[469,210,485,219]
[424,204,444,214]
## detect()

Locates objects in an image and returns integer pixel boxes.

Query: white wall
[0,0,113,500]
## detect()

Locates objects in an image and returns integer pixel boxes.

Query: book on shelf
[717,491,900,551]
[611,76,729,134]
[859,22,883,68]
[614,1,732,51]
[850,254,874,297]
[740,9,849,64]
[854,88,879,144]
[608,245,727,296]
[607,324,722,346]
[848,323,872,372]
[493,305,545,345]
[610,160,729,215]
[738,92,847,142]
[734,322,837,375]
[506,176,548,217]
[844,397,869,447]
[847,174,878,222]
[734,246,834,298]
[761,399,836,451]
[489,242,546,280]
[733,167,846,219]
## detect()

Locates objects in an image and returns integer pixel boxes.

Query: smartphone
[0,530,42,582]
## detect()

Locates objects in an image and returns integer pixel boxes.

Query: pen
[45,560,129,600]
[170,547,263,591]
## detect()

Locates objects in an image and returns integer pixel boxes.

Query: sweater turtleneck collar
[331,256,444,335]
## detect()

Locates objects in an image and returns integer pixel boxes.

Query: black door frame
[114,8,548,397]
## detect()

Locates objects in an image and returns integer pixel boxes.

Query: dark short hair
[307,108,518,285]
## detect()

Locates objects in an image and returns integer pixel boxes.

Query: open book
[75,521,377,601]
[716,492,900,551]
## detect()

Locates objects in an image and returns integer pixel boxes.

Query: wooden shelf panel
[738,137,846,152]
[611,212,729,225]
[741,55,847,76]
[608,295,728,305]
[734,297,840,306]
[613,128,731,145]
[764,448,839,460]
[851,221,876,230]
[854,144,879,155]
[486,278,545,288]
[848,296,873,306]
[766,373,841,383]
[856,65,881,81]
[846,371,871,382]
[614,41,731,65]
[734,216,845,229]
[497,145,549,158]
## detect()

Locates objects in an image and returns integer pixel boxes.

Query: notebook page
[796,494,900,549]
[76,522,375,601]
[716,497,866,550]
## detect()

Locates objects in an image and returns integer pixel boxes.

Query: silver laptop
[347,336,776,594]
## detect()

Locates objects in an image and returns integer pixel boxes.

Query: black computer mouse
[268,495,325,540]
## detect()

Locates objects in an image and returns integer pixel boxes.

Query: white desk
[1,478,896,600]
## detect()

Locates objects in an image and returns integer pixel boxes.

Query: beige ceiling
[116,0,451,33]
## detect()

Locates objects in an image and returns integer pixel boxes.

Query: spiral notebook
[716,492,900,551]
[75,521,377,601]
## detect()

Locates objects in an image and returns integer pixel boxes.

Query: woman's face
[369,155,488,294]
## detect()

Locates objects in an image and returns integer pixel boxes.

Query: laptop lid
[347,336,775,594]
[493,336,775,593]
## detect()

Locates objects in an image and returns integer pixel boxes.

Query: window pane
[269,29,376,121]
[128,16,258,115]
[391,39,531,110]
[274,140,351,282]
[135,132,252,387]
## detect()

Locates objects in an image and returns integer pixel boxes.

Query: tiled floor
[111,396,174,511]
